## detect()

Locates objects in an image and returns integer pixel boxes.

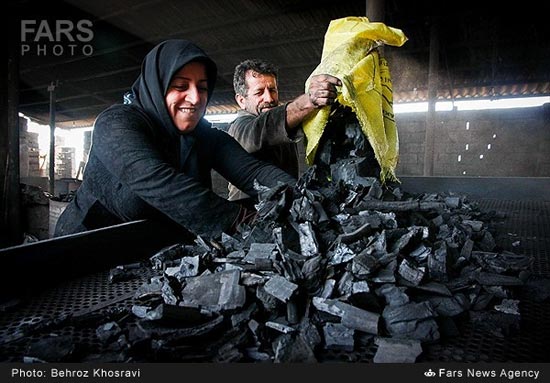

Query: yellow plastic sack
[303,16,408,183]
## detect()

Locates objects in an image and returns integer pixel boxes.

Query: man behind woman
[227,59,341,201]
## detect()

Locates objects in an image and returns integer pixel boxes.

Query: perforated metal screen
[1,199,549,362]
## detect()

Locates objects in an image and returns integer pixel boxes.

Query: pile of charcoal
[99,110,533,363]
[16,110,535,363]
[104,167,530,363]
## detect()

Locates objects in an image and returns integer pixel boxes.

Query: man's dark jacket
[227,105,300,201]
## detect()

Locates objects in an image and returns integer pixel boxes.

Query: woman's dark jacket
[54,40,295,239]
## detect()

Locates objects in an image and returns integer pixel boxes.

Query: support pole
[423,17,440,176]
[366,0,385,55]
[366,0,385,22]
[48,81,57,196]
[1,31,22,246]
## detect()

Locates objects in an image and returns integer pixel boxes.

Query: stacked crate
[55,147,76,179]
[19,122,41,178]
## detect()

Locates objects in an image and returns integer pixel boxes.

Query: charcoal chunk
[180,270,246,311]
[264,275,298,303]
[323,323,354,351]
[383,302,440,342]
[373,337,422,363]
[298,222,320,257]
[272,333,317,363]
[25,335,75,362]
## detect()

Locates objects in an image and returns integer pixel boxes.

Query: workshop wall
[396,104,550,177]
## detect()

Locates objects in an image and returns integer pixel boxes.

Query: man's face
[235,70,279,115]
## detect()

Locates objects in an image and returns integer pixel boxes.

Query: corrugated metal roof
[10,0,550,128]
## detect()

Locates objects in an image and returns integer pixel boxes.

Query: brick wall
[395,105,550,177]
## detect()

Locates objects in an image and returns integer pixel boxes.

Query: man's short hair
[233,59,279,97]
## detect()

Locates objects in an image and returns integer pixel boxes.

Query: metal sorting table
[1,199,549,363]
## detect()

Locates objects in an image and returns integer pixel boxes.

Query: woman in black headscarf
[54,40,296,239]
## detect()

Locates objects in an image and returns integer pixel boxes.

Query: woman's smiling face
[165,61,209,133]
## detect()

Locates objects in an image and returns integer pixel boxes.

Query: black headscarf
[130,39,217,140]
